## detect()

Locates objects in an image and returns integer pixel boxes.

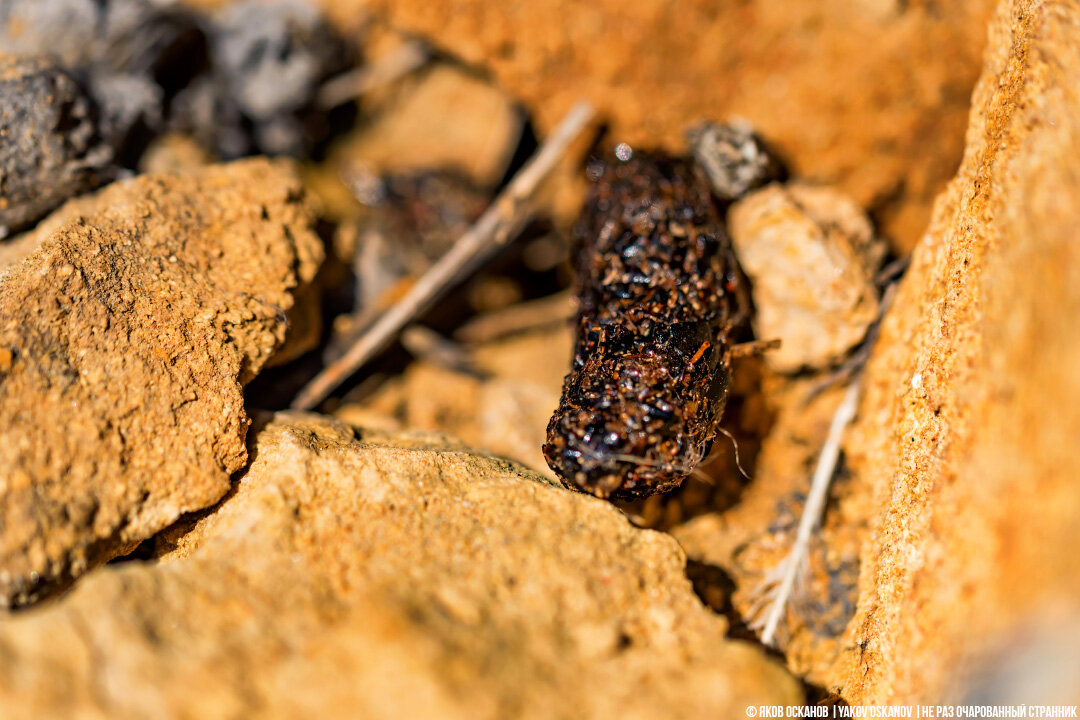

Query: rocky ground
[1,0,1078,716]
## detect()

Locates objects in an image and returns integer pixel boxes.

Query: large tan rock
[0,413,801,718]
[0,159,323,608]
[834,0,1080,703]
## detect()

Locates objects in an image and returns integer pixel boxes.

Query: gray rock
[172,0,351,158]
[686,121,784,203]
[0,56,113,237]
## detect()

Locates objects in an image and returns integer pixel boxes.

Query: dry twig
[292,100,595,410]
[748,380,861,647]
[400,325,483,377]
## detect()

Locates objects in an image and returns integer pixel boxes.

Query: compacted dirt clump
[0,158,322,608]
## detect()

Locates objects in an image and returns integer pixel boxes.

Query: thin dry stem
[400,325,481,376]
[292,100,595,410]
[715,426,752,480]
[753,380,861,647]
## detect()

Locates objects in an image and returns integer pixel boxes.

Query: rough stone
[0,158,322,608]
[171,0,351,158]
[0,0,205,156]
[0,0,200,76]
[0,55,113,237]
[0,412,801,718]
[728,183,884,372]
[686,121,784,203]
[2,0,350,161]
[833,0,1080,703]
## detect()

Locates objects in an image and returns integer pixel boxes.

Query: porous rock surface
[0,413,801,719]
[834,0,1080,703]
[0,158,322,608]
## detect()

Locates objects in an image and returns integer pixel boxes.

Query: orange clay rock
[0,412,801,719]
[0,159,322,608]
[830,0,1080,703]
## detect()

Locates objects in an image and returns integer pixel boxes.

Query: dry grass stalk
[748,380,861,647]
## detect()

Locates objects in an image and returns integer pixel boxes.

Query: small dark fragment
[543,151,746,500]
[171,0,352,158]
[0,56,113,237]
[686,121,784,202]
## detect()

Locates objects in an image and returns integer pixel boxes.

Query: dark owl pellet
[543,150,749,500]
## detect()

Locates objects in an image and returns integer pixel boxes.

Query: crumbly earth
[0,413,801,719]
[831,0,1080,703]
[0,158,322,608]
